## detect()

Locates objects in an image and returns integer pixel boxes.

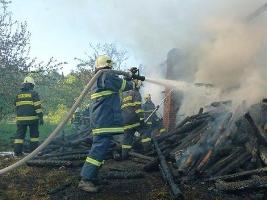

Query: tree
[0,1,64,121]
[73,43,129,83]
[0,0,31,120]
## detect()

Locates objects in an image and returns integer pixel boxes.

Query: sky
[8,0,267,111]
[9,0,143,74]
[9,0,266,76]
[8,0,212,74]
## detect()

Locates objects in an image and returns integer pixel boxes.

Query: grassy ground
[0,121,73,151]
[0,159,174,200]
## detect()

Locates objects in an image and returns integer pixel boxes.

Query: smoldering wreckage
[1,3,267,200]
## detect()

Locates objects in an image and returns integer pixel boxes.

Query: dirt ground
[0,157,265,200]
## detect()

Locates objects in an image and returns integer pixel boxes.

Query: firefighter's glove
[133,79,142,89]
[134,132,141,138]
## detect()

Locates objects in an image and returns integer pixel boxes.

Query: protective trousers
[14,123,39,156]
[121,128,137,160]
[80,135,112,181]
[141,124,152,152]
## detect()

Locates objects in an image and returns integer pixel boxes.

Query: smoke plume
[60,0,267,113]
[195,15,267,105]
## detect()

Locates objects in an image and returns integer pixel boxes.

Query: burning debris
[145,99,267,197]
[22,98,267,199]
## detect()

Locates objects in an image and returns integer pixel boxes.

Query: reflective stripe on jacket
[122,89,144,130]
[15,88,43,124]
[90,71,134,135]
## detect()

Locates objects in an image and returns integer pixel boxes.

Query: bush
[46,104,69,124]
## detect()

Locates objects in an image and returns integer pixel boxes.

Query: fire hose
[0,69,145,175]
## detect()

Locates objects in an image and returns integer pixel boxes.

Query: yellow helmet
[23,76,35,85]
[144,94,151,101]
[95,55,113,69]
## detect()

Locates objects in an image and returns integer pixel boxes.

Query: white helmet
[95,55,113,69]
[23,76,35,85]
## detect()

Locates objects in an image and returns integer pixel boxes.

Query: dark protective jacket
[156,118,167,134]
[15,86,43,125]
[121,89,144,130]
[142,100,159,125]
[90,70,134,136]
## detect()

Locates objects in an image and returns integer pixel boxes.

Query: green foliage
[0,121,73,151]
[0,1,65,121]
[46,104,69,124]
[75,43,128,71]
[0,1,129,123]
[0,1,31,120]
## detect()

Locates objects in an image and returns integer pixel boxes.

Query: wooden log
[153,139,184,199]
[205,167,267,182]
[215,152,251,176]
[207,148,242,176]
[143,158,159,172]
[129,152,155,161]
[215,176,267,191]
[196,149,212,171]
[157,118,208,143]
[245,112,267,145]
[259,145,267,165]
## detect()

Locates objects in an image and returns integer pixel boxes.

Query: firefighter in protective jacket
[141,94,159,151]
[14,76,43,156]
[79,55,142,193]
[121,75,143,160]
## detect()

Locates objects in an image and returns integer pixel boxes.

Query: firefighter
[79,55,142,193]
[141,94,159,152]
[154,118,167,137]
[121,69,144,160]
[14,76,43,156]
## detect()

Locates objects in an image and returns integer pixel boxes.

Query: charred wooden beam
[259,146,267,165]
[129,152,155,161]
[143,158,159,172]
[215,176,267,191]
[153,138,184,199]
[215,152,251,176]
[245,112,267,145]
[206,167,267,182]
[207,148,242,176]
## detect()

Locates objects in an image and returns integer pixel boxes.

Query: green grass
[0,121,73,151]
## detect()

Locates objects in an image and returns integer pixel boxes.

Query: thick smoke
[195,14,267,105]
[61,0,267,113]
[86,0,267,112]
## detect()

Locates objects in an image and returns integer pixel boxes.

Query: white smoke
[60,0,267,114]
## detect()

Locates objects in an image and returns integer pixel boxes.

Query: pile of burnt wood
[144,99,267,194]
[25,125,93,168]
[25,99,267,196]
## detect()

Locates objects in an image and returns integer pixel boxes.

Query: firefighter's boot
[78,180,99,193]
